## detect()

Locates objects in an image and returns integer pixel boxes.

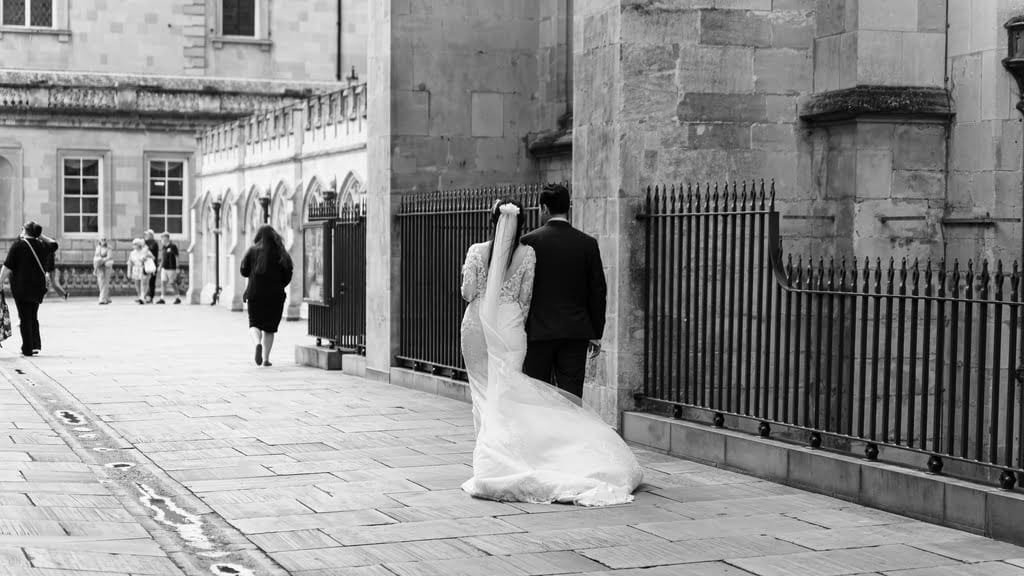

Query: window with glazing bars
[2,0,53,27]
[148,161,185,235]
[62,158,100,235]
[222,0,255,36]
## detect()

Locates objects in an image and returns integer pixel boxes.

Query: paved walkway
[3,299,1024,575]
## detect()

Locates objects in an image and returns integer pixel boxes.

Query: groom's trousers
[523,339,589,398]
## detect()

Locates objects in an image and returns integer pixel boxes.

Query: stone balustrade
[197,84,367,176]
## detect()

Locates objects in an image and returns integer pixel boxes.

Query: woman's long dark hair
[253,225,291,274]
[487,199,525,273]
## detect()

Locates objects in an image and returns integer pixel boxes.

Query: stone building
[0,0,368,293]
[190,1,1022,423]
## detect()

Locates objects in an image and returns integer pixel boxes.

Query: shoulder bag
[0,291,11,346]
[23,239,52,294]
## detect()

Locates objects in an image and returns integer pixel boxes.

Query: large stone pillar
[573,1,630,425]
[364,0,395,382]
[802,0,951,264]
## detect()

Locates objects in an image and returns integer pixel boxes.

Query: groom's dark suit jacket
[520,220,607,341]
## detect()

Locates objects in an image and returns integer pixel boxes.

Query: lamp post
[211,197,223,306]
[259,193,271,225]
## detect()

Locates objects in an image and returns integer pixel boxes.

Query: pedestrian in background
[93,238,114,305]
[157,232,180,305]
[0,221,59,356]
[128,238,155,305]
[143,229,159,303]
[240,225,293,367]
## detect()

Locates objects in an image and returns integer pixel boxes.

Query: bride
[459,199,643,506]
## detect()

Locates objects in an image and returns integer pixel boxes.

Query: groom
[521,184,607,398]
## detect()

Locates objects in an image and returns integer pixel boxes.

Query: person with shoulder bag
[39,233,68,301]
[0,221,58,356]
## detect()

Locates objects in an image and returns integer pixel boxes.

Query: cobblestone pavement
[4,299,1024,575]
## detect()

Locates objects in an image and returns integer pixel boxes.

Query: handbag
[144,258,157,275]
[0,292,11,347]
[24,239,52,294]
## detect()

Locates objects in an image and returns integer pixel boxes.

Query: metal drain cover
[105,462,135,470]
[210,564,252,576]
[55,410,84,425]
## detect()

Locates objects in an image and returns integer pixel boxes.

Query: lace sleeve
[461,245,480,302]
[518,246,536,312]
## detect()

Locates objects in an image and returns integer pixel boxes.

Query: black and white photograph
[2,1,1024,575]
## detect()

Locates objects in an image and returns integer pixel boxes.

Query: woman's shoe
[263,361,273,367]
[254,344,263,366]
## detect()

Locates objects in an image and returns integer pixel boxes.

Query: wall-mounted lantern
[258,192,271,225]
[1003,16,1024,113]
[324,178,338,203]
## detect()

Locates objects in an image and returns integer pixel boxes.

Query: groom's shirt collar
[548,216,570,224]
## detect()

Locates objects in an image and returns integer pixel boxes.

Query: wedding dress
[459,204,643,506]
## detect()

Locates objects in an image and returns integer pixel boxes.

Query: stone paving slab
[0,359,185,576]
[5,301,1024,575]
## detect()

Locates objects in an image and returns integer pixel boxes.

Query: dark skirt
[247,290,286,333]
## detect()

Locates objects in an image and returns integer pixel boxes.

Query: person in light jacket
[127,238,154,305]
[93,238,114,305]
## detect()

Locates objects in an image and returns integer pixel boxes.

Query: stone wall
[573,0,817,422]
[365,0,572,378]
[0,0,352,82]
[342,0,370,79]
[0,125,198,262]
[814,0,946,91]
[945,0,1023,265]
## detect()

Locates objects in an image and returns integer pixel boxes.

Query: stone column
[803,0,951,264]
[364,0,395,382]
[573,1,632,425]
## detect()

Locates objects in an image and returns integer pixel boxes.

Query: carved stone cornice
[799,85,953,123]
[0,69,346,129]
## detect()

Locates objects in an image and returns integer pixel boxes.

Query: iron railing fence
[396,184,553,377]
[307,200,367,353]
[640,181,1024,489]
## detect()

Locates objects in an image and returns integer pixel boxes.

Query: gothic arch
[338,172,363,209]
[301,176,327,223]
[245,184,266,237]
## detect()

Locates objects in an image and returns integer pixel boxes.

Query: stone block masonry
[366,0,573,383]
[573,1,816,421]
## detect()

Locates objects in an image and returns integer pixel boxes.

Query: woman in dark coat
[241,225,293,366]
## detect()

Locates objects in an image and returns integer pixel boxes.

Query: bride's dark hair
[488,198,526,272]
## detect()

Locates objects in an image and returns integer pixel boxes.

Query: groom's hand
[588,339,602,358]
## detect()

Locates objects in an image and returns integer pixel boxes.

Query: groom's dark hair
[539,184,571,215]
